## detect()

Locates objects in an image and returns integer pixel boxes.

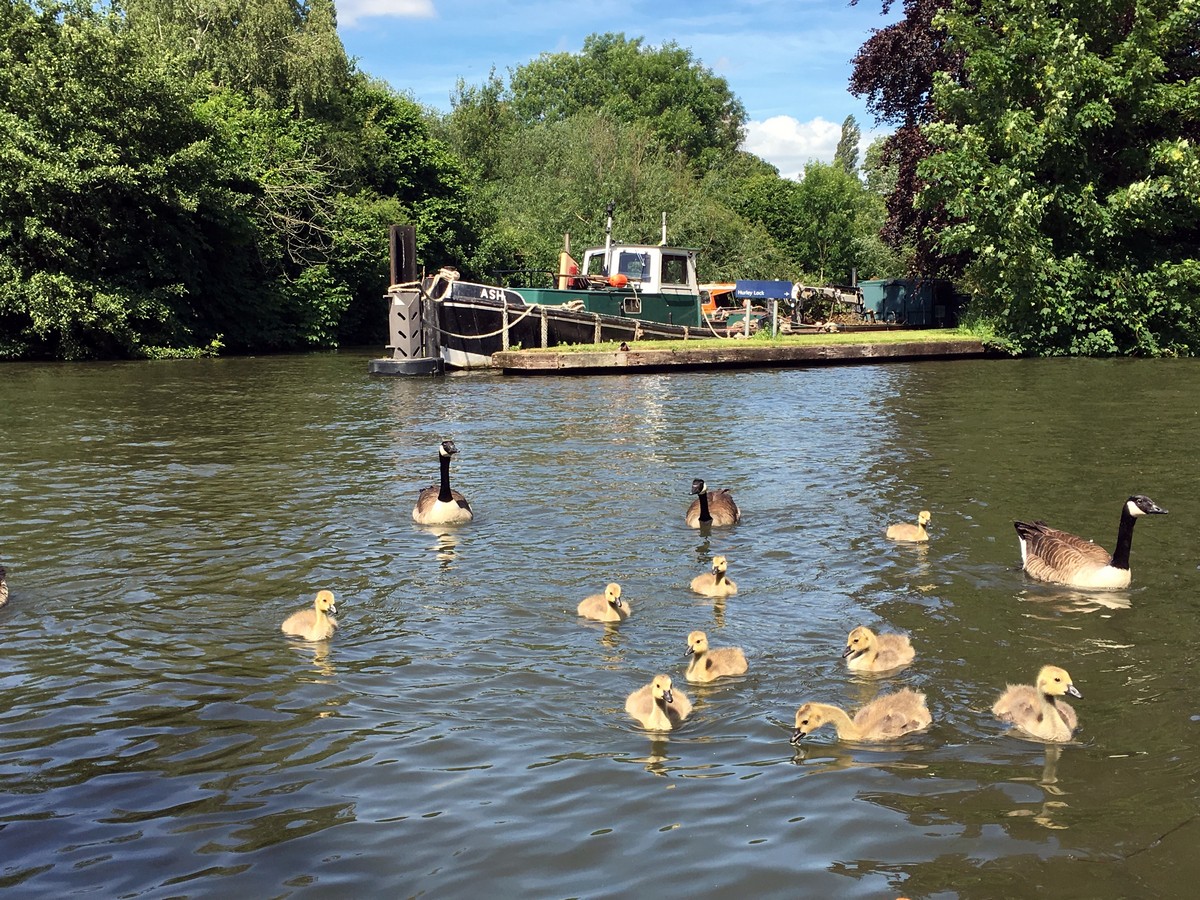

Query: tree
[0,0,252,359]
[121,0,352,115]
[835,115,862,175]
[921,0,1200,355]
[849,0,966,276]
[506,33,747,169]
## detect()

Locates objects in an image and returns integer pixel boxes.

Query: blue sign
[735,280,793,300]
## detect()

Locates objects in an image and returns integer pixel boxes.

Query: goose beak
[841,645,854,659]
[1066,684,1082,699]
[662,689,673,704]
[790,729,806,745]
[1150,504,1168,514]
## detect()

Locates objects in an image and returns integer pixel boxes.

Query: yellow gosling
[625,674,693,731]
[842,626,915,673]
[281,590,339,642]
[992,665,1081,742]
[791,688,931,744]
[886,510,931,542]
[685,630,748,683]
[577,582,629,623]
[690,555,737,598]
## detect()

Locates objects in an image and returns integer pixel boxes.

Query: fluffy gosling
[685,630,748,683]
[577,582,629,623]
[281,590,339,642]
[992,665,1081,742]
[625,674,693,731]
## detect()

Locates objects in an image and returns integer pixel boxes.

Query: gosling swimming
[842,625,915,673]
[886,510,931,542]
[1014,494,1166,590]
[790,688,931,743]
[281,590,339,641]
[413,440,473,526]
[685,630,748,683]
[577,582,629,622]
[690,555,737,597]
[685,478,740,528]
[625,674,693,731]
[992,665,1081,742]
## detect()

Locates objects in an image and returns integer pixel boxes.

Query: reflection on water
[1,354,1199,897]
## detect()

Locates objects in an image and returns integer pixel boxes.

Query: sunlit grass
[517,327,981,354]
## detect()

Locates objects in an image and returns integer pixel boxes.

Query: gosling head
[605,582,623,609]
[651,674,675,704]
[438,440,459,458]
[711,555,728,576]
[1126,495,1167,517]
[918,510,932,526]
[690,478,707,496]
[791,703,830,744]
[1037,665,1081,699]
[686,630,709,657]
[314,589,338,615]
[842,625,877,659]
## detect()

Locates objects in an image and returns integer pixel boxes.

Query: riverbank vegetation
[0,0,1195,360]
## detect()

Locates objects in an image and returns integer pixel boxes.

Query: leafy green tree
[835,115,862,175]
[0,0,251,359]
[506,33,747,168]
[121,0,351,115]
[922,0,1200,355]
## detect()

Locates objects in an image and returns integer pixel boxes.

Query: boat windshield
[616,251,652,282]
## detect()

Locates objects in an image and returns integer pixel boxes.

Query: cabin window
[623,295,642,314]
[617,252,651,281]
[661,254,689,286]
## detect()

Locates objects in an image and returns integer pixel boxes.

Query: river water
[1,351,1198,898]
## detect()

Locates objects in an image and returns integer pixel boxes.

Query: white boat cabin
[580,245,699,296]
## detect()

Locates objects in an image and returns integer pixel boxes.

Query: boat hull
[434,281,709,369]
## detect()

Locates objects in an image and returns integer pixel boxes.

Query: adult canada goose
[0,565,8,608]
[412,440,473,526]
[992,665,1081,742]
[625,674,693,731]
[685,478,741,528]
[1014,494,1167,590]
[685,630,748,683]
[842,625,915,673]
[690,555,738,597]
[790,688,931,743]
[577,582,630,622]
[886,510,931,542]
[281,590,339,642]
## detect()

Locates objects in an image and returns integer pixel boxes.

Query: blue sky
[335,0,900,180]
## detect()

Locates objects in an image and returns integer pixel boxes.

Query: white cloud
[339,0,435,28]
[742,115,842,180]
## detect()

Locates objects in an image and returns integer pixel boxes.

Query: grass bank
[520,327,982,354]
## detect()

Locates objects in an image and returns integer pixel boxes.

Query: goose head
[711,556,728,576]
[918,510,932,526]
[690,478,707,496]
[1127,495,1167,517]
[604,582,623,609]
[1037,665,1081,699]
[314,590,338,616]
[686,630,709,657]
[842,625,877,659]
[791,702,830,744]
[651,674,675,704]
[439,440,459,458]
